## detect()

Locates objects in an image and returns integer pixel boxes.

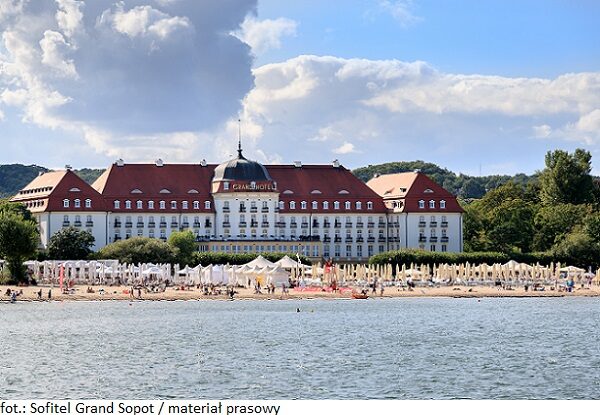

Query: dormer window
[367,201,373,210]
[159,189,171,194]
[193,201,200,209]
[131,189,143,194]
[301,201,307,210]
[223,182,230,190]
[148,201,155,209]
[419,200,425,209]
[85,199,91,208]
[114,200,120,209]
[63,199,70,208]
[204,201,211,209]
[182,201,188,209]
[125,200,131,209]
[440,200,446,209]
[74,199,80,208]
[429,200,435,209]
[188,189,199,194]
[334,201,340,210]
[338,190,349,194]
[69,187,81,192]
[136,200,143,209]
[344,201,351,210]
[159,201,166,209]
[424,188,434,193]
[311,190,322,194]
[312,201,318,209]
[171,201,177,209]
[283,190,294,195]
[323,201,329,210]
[278,201,284,210]
[356,201,362,210]
[290,201,296,210]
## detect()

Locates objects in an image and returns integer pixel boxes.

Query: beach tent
[274,255,301,270]
[243,255,276,268]
[266,266,290,287]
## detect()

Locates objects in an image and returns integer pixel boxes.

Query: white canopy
[244,255,276,268]
[274,255,301,269]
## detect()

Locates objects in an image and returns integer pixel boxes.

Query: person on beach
[37,289,42,300]
[137,287,142,299]
[48,289,52,300]
[380,283,384,296]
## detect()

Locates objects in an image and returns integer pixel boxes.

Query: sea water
[1,297,599,399]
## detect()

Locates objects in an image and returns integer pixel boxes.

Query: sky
[0,0,599,176]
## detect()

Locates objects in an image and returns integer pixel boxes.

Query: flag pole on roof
[238,118,243,157]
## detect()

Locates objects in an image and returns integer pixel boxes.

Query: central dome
[213,149,272,182]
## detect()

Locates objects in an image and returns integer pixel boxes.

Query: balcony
[356,237,364,242]
[261,207,269,213]
[323,236,331,242]
[159,222,167,228]
[441,221,448,228]
[114,236,121,241]
[367,237,375,242]
[250,207,258,213]
[290,223,297,228]
[334,222,341,228]
[367,223,374,228]
[250,221,258,228]
[301,223,309,229]
[345,236,353,242]
[323,222,331,228]
[222,222,231,228]
[419,236,427,243]
[114,221,121,228]
[262,222,270,227]
[334,236,342,243]
[148,222,156,228]
[159,236,167,241]
[356,222,363,228]
[418,221,426,227]
[137,222,144,228]
[312,221,319,228]
[430,236,438,243]
[85,221,94,227]
[181,222,189,228]
[378,222,386,228]
[345,223,353,228]
[125,222,133,228]
[74,221,82,227]
[239,221,247,228]
[378,236,386,242]
[222,207,230,213]
[170,222,178,228]
[441,236,449,243]
[205,221,212,228]
[239,207,247,213]
[275,221,285,228]
[430,221,438,227]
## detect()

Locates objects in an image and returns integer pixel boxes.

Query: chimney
[293,161,302,168]
[65,165,72,171]
[373,173,381,179]
[413,169,421,173]
[155,158,164,167]
[332,159,340,168]
[200,159,207,167]
[116,159,124,167]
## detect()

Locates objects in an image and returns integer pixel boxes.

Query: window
[441,245,447,252]
[429,200,435,208]
[356,201,362,210]
[367,201,373,210]
[63,214,69,222]
[74,199,81,208]
[148,201,155,209]
[430,245,436,252]
[323,201,329,210]
[204,201,211,209]
[159,201,166,209]
[345,201,351,210]
[418,200,425,209]
[86,215,92,223]
[334,201,340,210]
[193,201,199,209]
[63,199,70,208]
[290,201,296,210]
[223,182,229,190]
[113,200,120,209]
[334,245,341,257]
[125,200,131,209]
[278,201,284,210]
[310,201,317,209]
[431,215,436,222]
[171,201,177,209]
[136,200,143,209]
[357,245,363,257]
[262,201,268,209]
[440,200,446,209]
[301,201,307,210]
[346,245,352,257]
[182,201,188,209]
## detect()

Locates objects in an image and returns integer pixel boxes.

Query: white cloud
[533,124,552,138]
[333,142,357,154]
[39,30,78,78]
[373,1,421,27]
[232,15,297,55]
[55,0,84,38]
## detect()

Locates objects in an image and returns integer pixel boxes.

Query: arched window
[204,201,211,209]
[440,200,446,209]
[136,200,143,209]
[301,201,307,210]
[418,200,425,209]
[356,201,362,210]
[85,199,91,208]
[429,200,435,209]
[333,201,340,210]
[193,201,200,209]
[125,200,131,209]
[290,201,296,209]
[148,201,155,209]
[367,201,373,210]
[278,201,284,210]
[182,201,188,209]
[323,201,329,210]
[113,200,120,209]
[74,199,80,208]
[159,201,166,209]
[312,201,318,209]
[171,201,177,209]
[63,199,70,208]
[344,201,351,210]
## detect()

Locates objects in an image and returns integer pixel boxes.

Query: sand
[1,284,599,303]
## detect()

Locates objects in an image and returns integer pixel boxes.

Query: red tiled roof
[268,165,388,213]
[11,170,106,212]
[367,172,463,213]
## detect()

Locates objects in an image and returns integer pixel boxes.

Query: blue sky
[1,0,599,176]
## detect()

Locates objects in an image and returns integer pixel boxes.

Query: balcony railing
[323,222,331,228]
[441,236,449,243]
[170,222,178,227]
[430,236,438,242]
[222,207,230,213]
[301,223,309,228]
[312,221,319,228]
[378,222,386,228]
[222,222,231,228]
[419,236,427,243]
[334,222,341,228]
[250,221,258,228]
[418,221,426,227]
[378,236,386,242]
[114,236,121,241]
[262,222,270,227]
[85,221,94,227]
[345,223,353,228]
[160,222,167,228]
[239,208,246,213]
[114,221,121,227]
[356,222,363,228]
[74,221,82,227]
[367,223,374,228]
[345,236,353,242]
[239,221,247,227]
[430,221,438,227]
[441,221,448,228]
[290,223,297,228]
[250,207,257,213]
[334,236,342,243]
[125,222,133,228]
[148,222,156,228]
[181,222,189,228]
[137,222,144,228]
[275,221,285,228]
[356,237,364,242]
[261,207,269,213]
[205,222,212,228]
[367,237,375,242]
[323,236,331,242]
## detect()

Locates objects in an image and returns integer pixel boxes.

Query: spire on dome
[237,118,244,158]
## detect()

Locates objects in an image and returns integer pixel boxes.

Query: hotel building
[11,146,463,261]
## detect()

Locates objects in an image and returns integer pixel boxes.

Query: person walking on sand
[137,287,142,299]
[37,289,42,300]
[380,282,384,297]
[48,289,52,300]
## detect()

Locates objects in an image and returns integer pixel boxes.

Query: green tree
[461,202,490,252]
[168,231,197,266]
[96,237,175,264]
[47,227,95,260]
[0,199,34,221]
[539,149,594,205]
[532,204,588,251]
[551,231,600,269]
[0,212,39,282]
[486,199,535,253]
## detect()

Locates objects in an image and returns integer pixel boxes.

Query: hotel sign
[231,182,275,191]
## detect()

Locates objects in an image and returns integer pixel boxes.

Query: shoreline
[2,284,599,303]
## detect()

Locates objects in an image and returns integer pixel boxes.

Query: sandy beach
[2,284,600,302]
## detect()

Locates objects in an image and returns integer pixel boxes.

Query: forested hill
[0,164,104,198]
[1,161,537,200]
[352,161,538,199]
